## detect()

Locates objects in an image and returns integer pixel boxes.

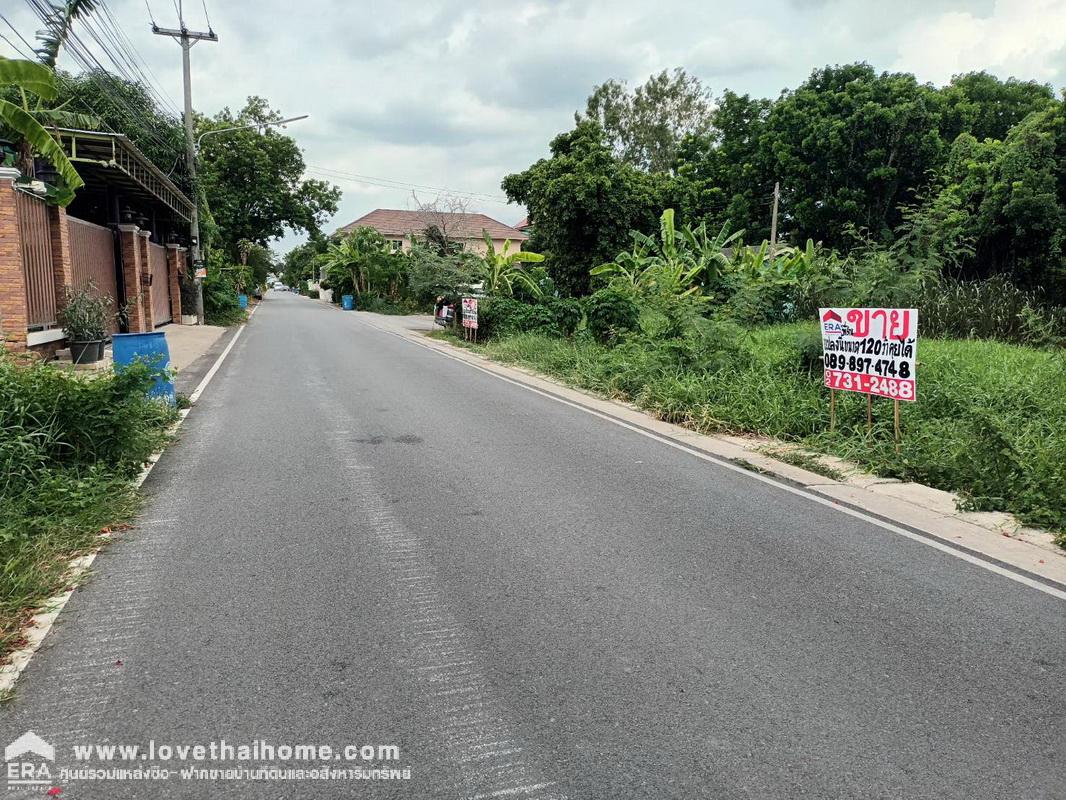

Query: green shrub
[792,328,825,375]
[202,270,246,326]
[478,298,557,339]
[307,289,320,299]
[0,356,177,656]
[917,276,1065,346]
[0,358,174,495]
[585,288,640,344]
[58,283,113,341]
[544,297,583,337]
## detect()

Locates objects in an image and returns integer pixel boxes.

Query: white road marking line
[358,317,1066,602]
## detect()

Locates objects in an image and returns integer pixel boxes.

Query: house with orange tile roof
[337,209,527,255]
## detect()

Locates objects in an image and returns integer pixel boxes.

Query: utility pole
[153,16,217,325]
[769,181,780,261]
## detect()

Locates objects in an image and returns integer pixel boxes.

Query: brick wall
[166,244,185,323]
[0,169,28,352]
[117,224,147,333]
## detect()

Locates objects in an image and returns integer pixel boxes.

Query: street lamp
[195,114,310,153]
[189,114,309,324]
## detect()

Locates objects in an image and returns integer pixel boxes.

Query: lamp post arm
[195,114,310,152]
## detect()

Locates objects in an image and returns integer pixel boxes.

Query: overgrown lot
[0,357,175,661]
[452,324,1066,544]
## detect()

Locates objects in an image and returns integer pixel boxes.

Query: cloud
[0,0,1063,251]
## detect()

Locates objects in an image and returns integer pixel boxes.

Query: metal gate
[148,242,171,325]
[15,190,56,330]
[68,216,119,333]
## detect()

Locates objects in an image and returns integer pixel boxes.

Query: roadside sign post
[462,298,478,343]
[819,307,918,451]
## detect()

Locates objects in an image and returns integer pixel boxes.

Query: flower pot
[69,340,103,364]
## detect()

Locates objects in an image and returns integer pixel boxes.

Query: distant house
[515,216,532,235]
[337,209,527,255]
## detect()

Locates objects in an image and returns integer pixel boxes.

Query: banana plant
[593,209,743,300]
[0,57,84,205]
[480,234,545,297]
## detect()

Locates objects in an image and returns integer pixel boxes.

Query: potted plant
[59,283,113,364]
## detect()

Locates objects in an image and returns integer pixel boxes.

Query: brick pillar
[138,231,155,330]
[117,224,147,332]
[0,168,27,352]
[48,204,74,314]
[166,244,185,323]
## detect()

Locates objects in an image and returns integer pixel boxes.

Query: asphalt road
[2,291,1064,799]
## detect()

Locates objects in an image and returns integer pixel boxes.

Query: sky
[2,0,1066,254]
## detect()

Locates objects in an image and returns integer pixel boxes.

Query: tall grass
[477,326,1066,545]
[0,357,176,657]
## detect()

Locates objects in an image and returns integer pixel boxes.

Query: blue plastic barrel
[111,331,176,405]
[341,294,354,310]
[238,294,248,309]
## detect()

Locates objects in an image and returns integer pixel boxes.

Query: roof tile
[338,209,527,241]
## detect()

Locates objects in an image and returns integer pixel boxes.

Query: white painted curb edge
[0,307,256,695]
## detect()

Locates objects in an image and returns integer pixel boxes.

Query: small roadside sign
[193,259,206,279]
[820,307,917,402]
[462,298,478,329]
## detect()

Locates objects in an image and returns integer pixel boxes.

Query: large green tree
[763,63,946,247]
[52,69,187,190]
[670,90,774,238]
[197,97,340,259]
[940,71,1055,144]
[502,121,667,295]
[578,69,713,174]
[931,98,1066,301]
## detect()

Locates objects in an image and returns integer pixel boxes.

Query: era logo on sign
[821,309,847,336]
[5,731,54,786]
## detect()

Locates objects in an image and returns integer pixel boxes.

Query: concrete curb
[355,313,1066,591]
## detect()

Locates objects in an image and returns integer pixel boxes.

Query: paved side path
[2,293,1063,799]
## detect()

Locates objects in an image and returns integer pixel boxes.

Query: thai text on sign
[820,308,917,401]
[462,298,478,329]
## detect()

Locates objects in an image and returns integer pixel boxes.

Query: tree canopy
[502,121,667,295]
[196,97,340,260]
[578,68,713,173]
[504,62,1063,301]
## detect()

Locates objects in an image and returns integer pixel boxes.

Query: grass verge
[0,357,176,661]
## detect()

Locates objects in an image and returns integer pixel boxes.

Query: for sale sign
[462,297,478,329]
[820,308,918,401]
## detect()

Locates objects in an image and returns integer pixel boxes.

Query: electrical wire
[0,11,38,57]
[0,30,34,60]
[23,0,184,161]
[305,163,512,204]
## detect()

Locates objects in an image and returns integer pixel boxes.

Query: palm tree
[0,57,83,203]
[480,233,545,297]
[35,0,100,68]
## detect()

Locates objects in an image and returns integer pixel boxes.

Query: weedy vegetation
[0,357,176,659]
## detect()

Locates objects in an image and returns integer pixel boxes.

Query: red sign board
[462,298,478,329]
[820,307,918,401]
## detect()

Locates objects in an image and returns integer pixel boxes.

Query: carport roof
[54,128,194,222]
